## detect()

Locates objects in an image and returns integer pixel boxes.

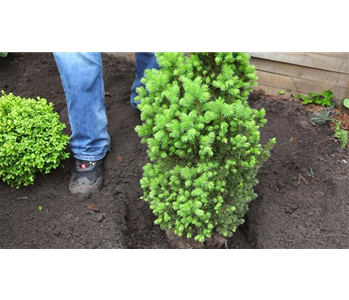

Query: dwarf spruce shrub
[136,53,275,242]
[0,91,70,188]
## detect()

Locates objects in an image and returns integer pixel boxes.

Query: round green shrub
[0,91,70,188]
[136,53,275,242]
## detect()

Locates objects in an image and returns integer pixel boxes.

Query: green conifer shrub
[0,91,70,188]
[136,53,275,242]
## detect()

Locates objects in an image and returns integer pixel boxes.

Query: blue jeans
[53,52,159,161]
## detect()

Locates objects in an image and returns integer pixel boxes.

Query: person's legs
[54,52,109,193]
[53,52,110,161]
[130,52,160,108]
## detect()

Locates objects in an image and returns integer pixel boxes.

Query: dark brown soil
[0,52,166,249]
[1,53,348,249]
[248,93,349,248]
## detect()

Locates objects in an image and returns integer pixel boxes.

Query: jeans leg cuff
[74,154,106,161]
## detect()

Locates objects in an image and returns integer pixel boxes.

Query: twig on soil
[302,166,314,178]
[290,136,303,144]
[298,174,308,185]
[280,136,303,146]
[314,137,333,162]
[314,152,328,162]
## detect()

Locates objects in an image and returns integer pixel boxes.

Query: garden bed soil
[1,53,349,249]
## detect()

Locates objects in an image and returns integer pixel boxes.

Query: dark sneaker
[69,159,103,194]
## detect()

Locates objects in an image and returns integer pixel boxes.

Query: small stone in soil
[298,225,308,237]
[114,186,124,195]
[77,193,91,202]
[91,241,99,249]
[66,213,74,220]
[96,213,105,222]
[319,223,326,231]
[53,230,61,237]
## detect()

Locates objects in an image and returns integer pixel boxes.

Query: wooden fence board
[249,52,349,74]
[251,58,349,88]
[256,70,348,100]
[248,52,349,100]
[314,52,349,59]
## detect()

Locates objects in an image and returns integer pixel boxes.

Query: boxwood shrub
[0,91,70,188]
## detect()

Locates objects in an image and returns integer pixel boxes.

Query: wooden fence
[248,52,349,100]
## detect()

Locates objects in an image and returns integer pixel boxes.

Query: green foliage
[311,109,332,125]
[136,52,275,242]
[335,121,348,149]
[343,98,349,109]
[0,52,8,58]
[0,91,70,188]
[311,105,348,149]
[278,89,294,98]
[297,90,334,106]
